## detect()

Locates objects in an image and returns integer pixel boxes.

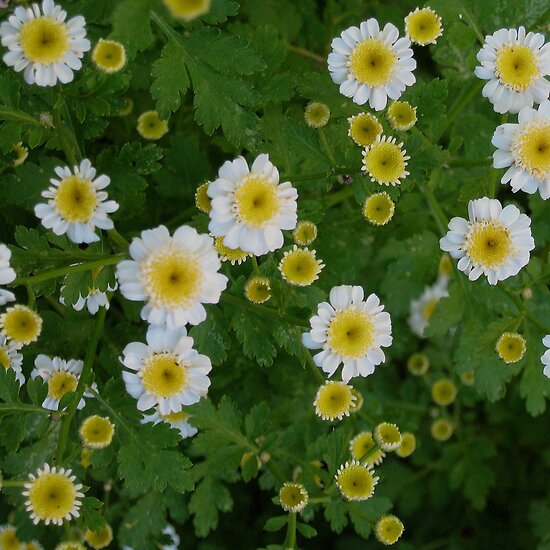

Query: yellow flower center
[364,141,408,185]
[431,419,453,441]
[328,309,374,359]
[315,382,354,420]
[28,472,77,522]
[396,432,416,458]
[337,464,375,500]
[279,484,307,509]
[512,120,550,180]
[163,0,211,21]
[0,347,11,370]
[376,423,402,447]
[363,192,395,225]
[279,249,322,286]
[496,332,526,363]
[439,254,453,276]
[422,298,439,322]
[80,416,115,447]
[48,371,78,401]
[293,222,317,245]
[376,515,404,544]
[304,102,330,128]
[388,101,417,130]
[141,353,187,398]
[92,40,126,73]
[214,237,250,265]
[350,432,385,465]
[245,277,271,304]
[465,221,513,269]
[1,306,42,345]
[0,528,21,550]
[142,245,202,310]
[137,111,168,140]
[233,176,280,228]
[349,38,397,86]
[495,44,540,92]
[431,379,457,406]
[85,525,113,549]
[407,353,429,375]
[195,182,212,213]
[406,9,442,45]
[162,410,190,423]
[349,113,382,147]
[55,175,98,224]
[19,16,68,65]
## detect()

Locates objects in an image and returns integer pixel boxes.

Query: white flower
[440,197,535,285]
[302,285,392,382]
[541,335,550,378]
[0,0,90,87]
[161,524,180,550]
[34,159,119,244]
[328,18,416,110]
[0,334,24,385]
[121,325,212,415]
[142,407,198,439]
[408,281,448,338]
[59,282,117,315]
[0,243,15,306]
[492,100,550,198]
[208,154,298,256]
[31,354,94,410]
[474,26,550,114]
[116,225,227,328]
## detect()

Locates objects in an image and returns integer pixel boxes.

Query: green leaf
[324,501,348,533]
[231,308,278,366]
[190,306,231,366]
[112,0,153,56]
[425,281,465,337]
[119,492,167,550]
[264,515,288,532]
[80,497,105,532]
[189,476,234,537]
[296,522,317,538]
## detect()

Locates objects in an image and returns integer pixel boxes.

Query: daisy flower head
[387,100,417,131]
[313,380,356,421]
[195,182,212,213]
[0,334,24,385]
[363,191,395,225]
[122,325,211,415]
[0,525,20,549]
[405,7,443,46]
[335,460,378,501]
[395,431,416,458]
[84,524,113,549]
[348,112,383,147]
[375,514,405,545]
[438,253,453,281]
[79,415,115,449]
[12,141,29,167]
[440,197,535,285]
[116,225,227,328]
[431,378,457,406]
[431,418,453,441]
[293,220,317,246]
[408,282,448,338]
[161,524,180,550]
[278,245,324,287]
[0,243,16,306]
[137,110,168,140]
[349,431,386,466]
[31,354,93,411]
[541,335,550,378]
[496,332,526,363]
[214,237,251,265]
[60,282,116,315]
[142,407,198,439]
[475,27,550,114]
[91,39,126,73]
[362,135,410,185]
[492,100,550,198]
[34,159,119,244]
[244,275,271,304]
[304,101,331,128]
[0,0,90,87]
[460,370,475,386]
[0,305,42,347]
[374,422,402,451]
[163,0,211,22]
[56,544,85,550]
[279,482,309,513]
[302,285,392,382]
[208,154,298,256]
[407,352,429,375]
[26,541,44,550]
[23,463,84,525]
[349,387,364,412]
[328,18,416,110]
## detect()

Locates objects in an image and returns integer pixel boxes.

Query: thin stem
[107,228,129,253]
[421,186,447,236]
[301,338,326,384]
[308,496,332,504]
[264,460,286,484]
[442,80,484,138]
[318,127,337,166]
[0,403,58,415]
[0,108,41,126]
[286,43,324,64]
[56,307,106,464]
[502,288,550,335]
[26,283,36,309]
[459,3,485,44]
[251,256,260,276]
[324,186,355,209]
[52,98,79,166]
[284,512,298,549]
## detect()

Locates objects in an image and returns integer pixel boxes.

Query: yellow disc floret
[395,432,416,458]
[431,418,453,441]
[214,237,251,265]
[0,305,42,346]
[304,101,331,128]
[375,514,405,545]
[79,415,115,449]
[327,308,374,359]
[0,526,21,550]
[19,16,68,65]
[431,378,457,406]
[512,120,550,180]
[137,111,169,140]
[163,0,211,21]
[495,44,540,92]
[363,136,410,185]
[195,182,212,213]
[495,332,526,363]
[374,422,402,451]
[439,254,453,277]
[349,387,364,412]
[293,221,317,246]
[278,246,324,287]
[349,431,385,466]
[363,192,395,225]
[405,7,443,46]
[407,352,430,375]
[12,142,29,167]
[314,380,356,421]
[464,221,513,270]
[387,101,417,131]
[92,39,126,73]
[349,39,397,87]
[279,482,309,513]
[84,524,113,549]
[460,370,476,386]
[141,353,187,398]
[335,460,378,501]
[233,176,280,228]
[244,276,271,304]
[47,371,78,401]
[54,175,98,224]
[348,112,383,147]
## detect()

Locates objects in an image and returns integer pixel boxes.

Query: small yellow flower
[55,544,85,550]
[407,352,430,375]
[363,192,395,225]
[79,415,115,449]
[293,221,317,246]
[431,378,457,406]
[363,135,410,185]
[0,525,21,550]
[387,101,417,131]
[84,524,113,549]
[244,276,271,304]
[349,387,363,413]
[373,422,402,451]
[278,246,324,287]
[195,182,212,213]
[24,541,43,550]
[395,432,416,458]
[460,370,475,386]
[80,448,92,469]
[214,237,251,265]
[495,332,526,364]
[431,418,453,441]
[12,142,28,167]
[313,380,356,421]
[439,254,453,277]
[375,514,405,545]
[137,110,168,140]
[335,460,378,501]
[304,101,331,128]
[405,7,443,46]
[279,482,309,513]
[349,431,385,466]
[118,98,134,117]
[163,0,211,21]
[348,112,383,147]
[92,39,126,73]
[0,305,42,347]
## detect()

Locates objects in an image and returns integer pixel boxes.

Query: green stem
[324,186,355,209]
[284,513,298,549]
[2,480,27,487]
[286,43,324,63]
[442,80,484,138]
[0,403,58,415]
[502,288,550,335]
[459,2,485,44]
[448,157,492,168]
[107,228,129,253]
[264,461,286,484]
[308,496,332,504]
[56,308,106,465]
[300,335,326,384]
[318,127,337,166]
[251,256,260,276]
[26,283,36,309]
[0,108,41,126]
[421,186,448,236]
[52,98,79,166]
[12,254,126,286]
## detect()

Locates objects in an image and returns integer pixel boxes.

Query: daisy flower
[12,141,28,167]
[34,159,119,244]
[431,418,453,441]
[373,422,402,451]
[492,100,550,198]
[160,524,180,550]
[195,182,212,213]
[293,221,317,246]
[214,237,251,265]
[440,197,535,285]
[142,407,198,439]
[0,305,42,347]
[362,135,410,185]
[335,460,378,501]
[116,225,227,328]
[349,431,386,466]
[495,332,526,363]
[121,325,211,415]
[304,101,331,128]
[363,191,395,225]
[541,335,550,378]
[408,281,448,338]
[279,483,309,513]
[0,525,20,549]
[395,432,416,458]
[278,246,324,287]
[0,0,90,86]
[328,18,416,110]
[0,334,24,385]
[386,100,417,131]
[375,514,405,545]
[79,415,115,449]
[60,282,117,315]
[407,352,430,375]
[26,540,45,550]
[56,544,85,550]
[405,7,443,46]
[348,112,383,147]
[313,380,356,421]
[91,39,126,73]
[163,0,211,22]
[431,378,458,406]
[302,285,392,382]
[244,276,271,304]
[208,154,298,256]
[474,26,550,114]
[31,354,94,411]
[137,110,168,140]
[84,524,113,550]
[0,243,16,306]
[23,463,84,525]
